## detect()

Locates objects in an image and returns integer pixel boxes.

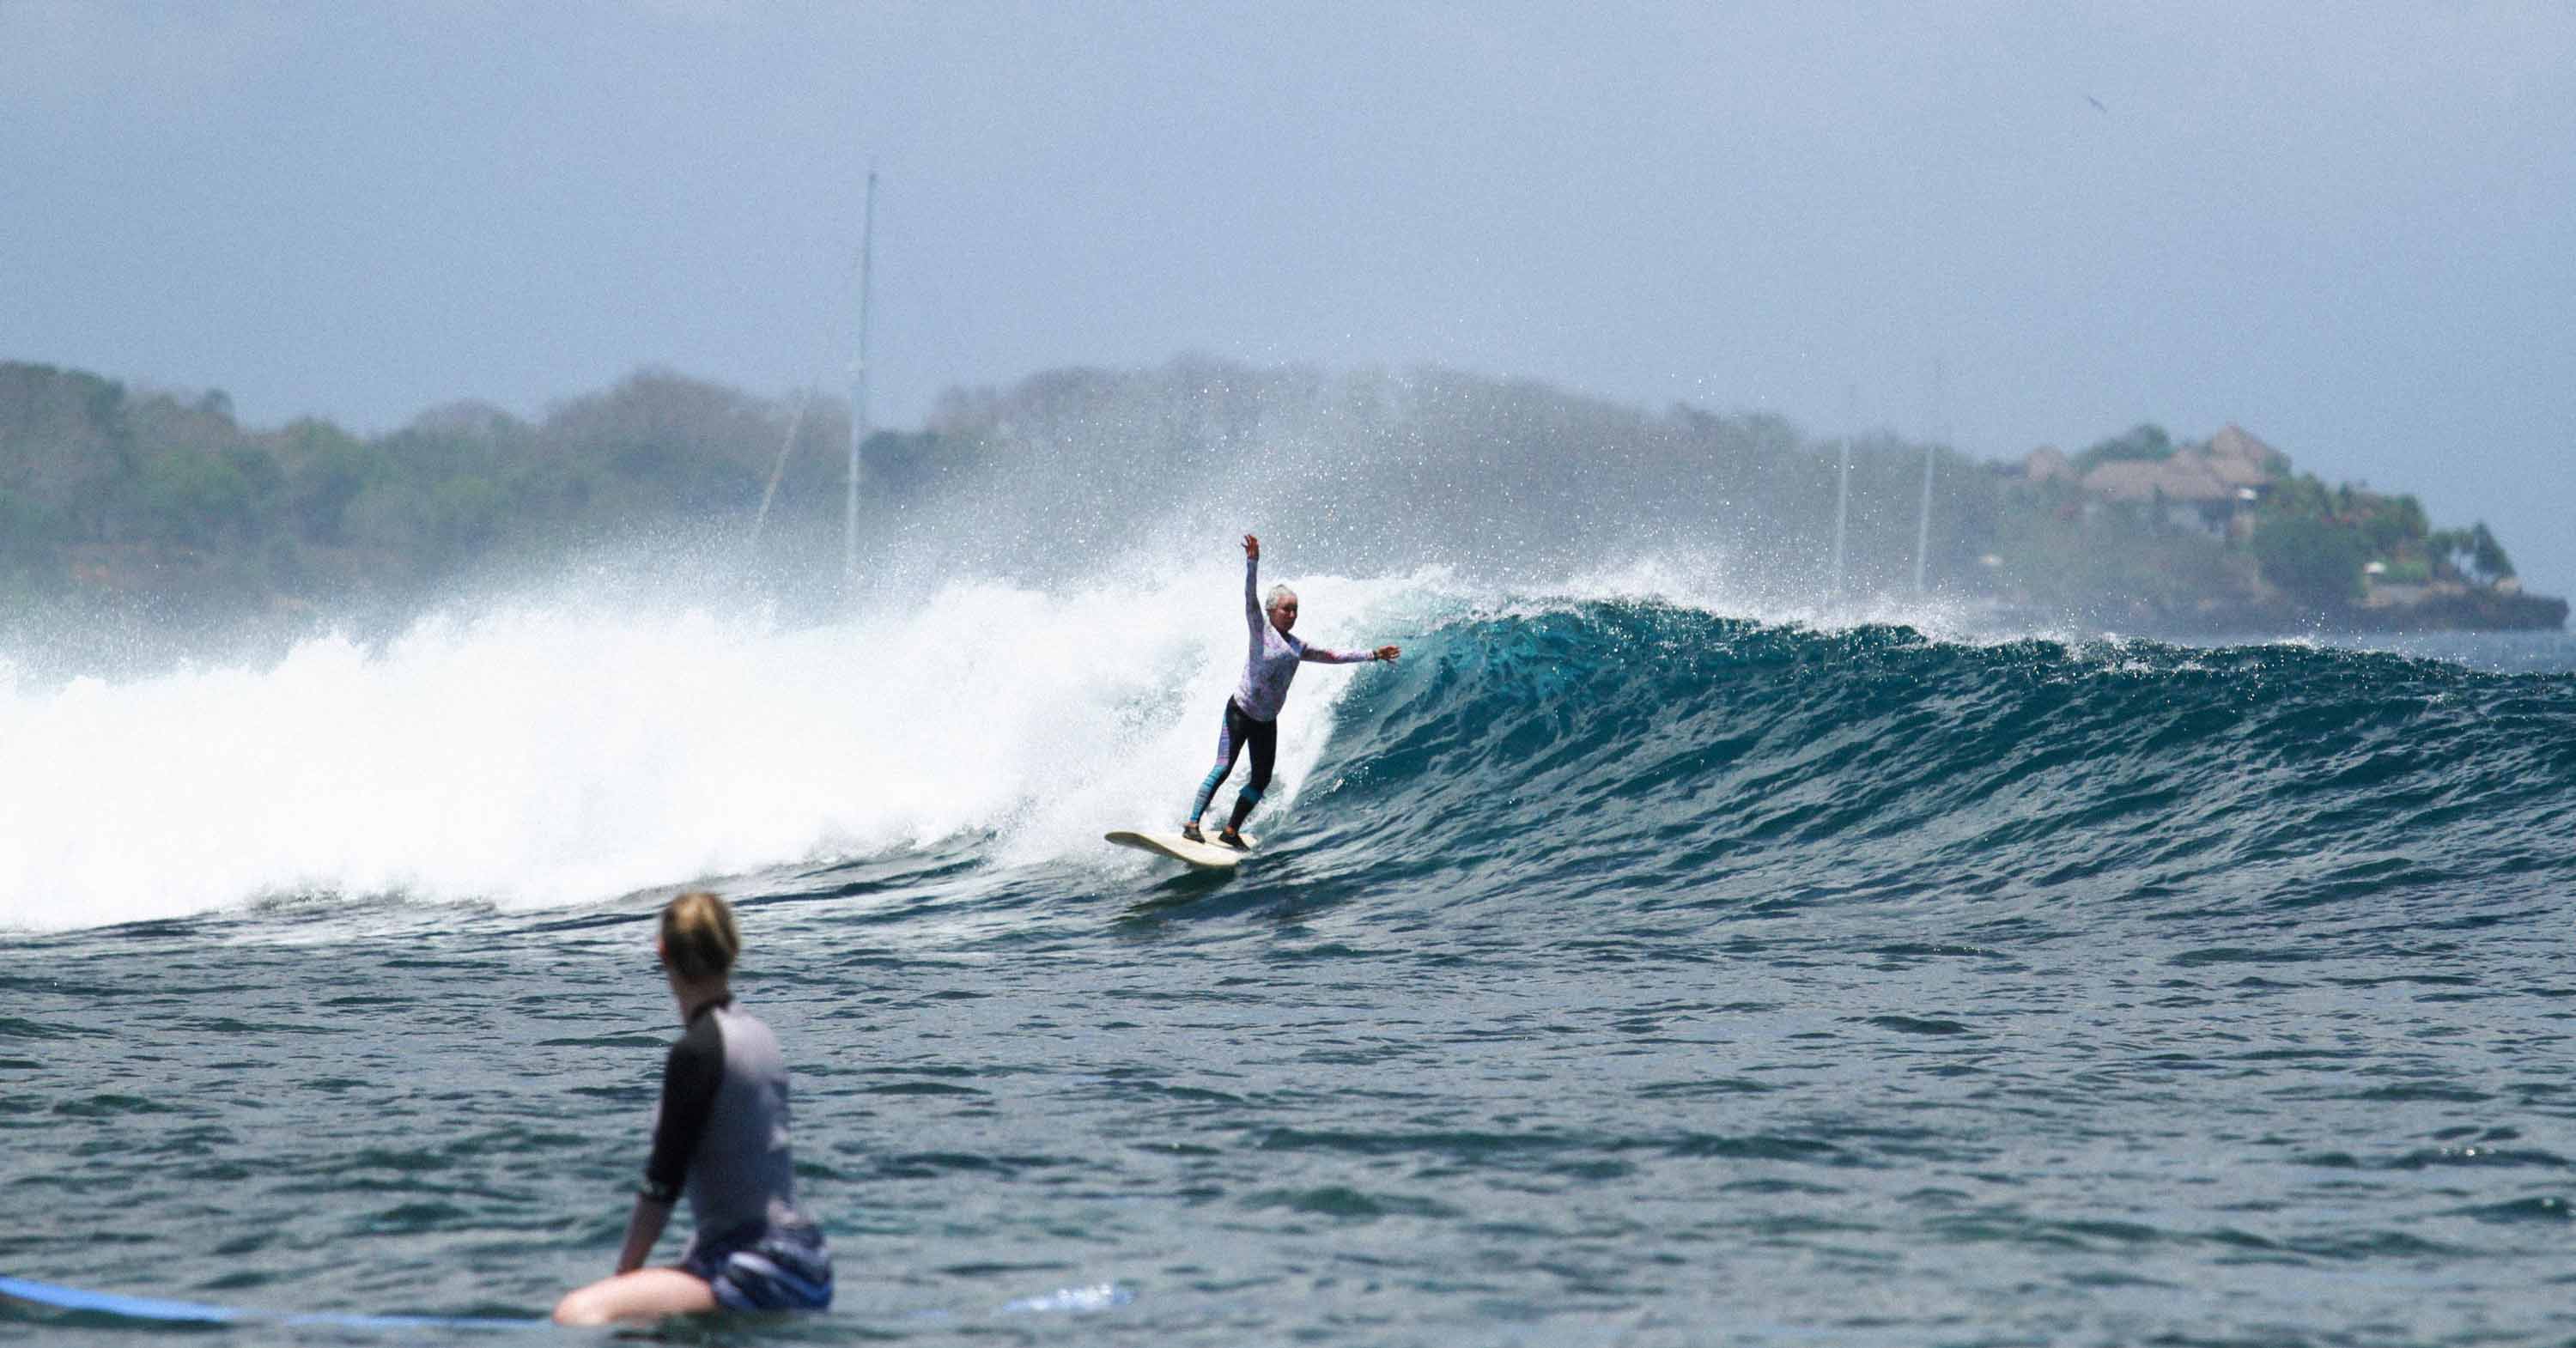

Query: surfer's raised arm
[1242,533,1266,641]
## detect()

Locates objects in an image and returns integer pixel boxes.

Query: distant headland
[2001,422,2562,635]
[0,357,2559,660]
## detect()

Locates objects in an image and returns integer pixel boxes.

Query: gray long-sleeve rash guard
[641,999,806,1247]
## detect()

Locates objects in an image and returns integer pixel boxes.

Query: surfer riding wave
[1183,534,1399,848]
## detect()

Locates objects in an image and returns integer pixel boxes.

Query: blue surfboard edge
[3,1272,1134,1329]
[0,1274,543,1332]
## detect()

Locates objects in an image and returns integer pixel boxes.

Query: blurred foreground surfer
[554,892,831,1326]
[1182,533,1400,848]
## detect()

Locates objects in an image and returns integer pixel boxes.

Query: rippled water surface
[8,612,2575,1345]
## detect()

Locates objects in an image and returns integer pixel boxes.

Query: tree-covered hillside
[0,358,2557,647]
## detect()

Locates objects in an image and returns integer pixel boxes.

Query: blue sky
[5,1,2571,592]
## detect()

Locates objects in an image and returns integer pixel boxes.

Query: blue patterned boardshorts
[680,1220,832,1313]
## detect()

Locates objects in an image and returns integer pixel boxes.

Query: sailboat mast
[1913,442,1934,595]
[1832,383,1854,601]
[1915,358,1941,596]
[845,168,877,590]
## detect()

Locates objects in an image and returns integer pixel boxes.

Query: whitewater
[7,544,2575,1345]
[0,556,1432,927]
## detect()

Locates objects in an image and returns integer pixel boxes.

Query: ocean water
[5,559,2574,1346]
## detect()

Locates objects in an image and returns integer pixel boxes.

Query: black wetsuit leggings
[1190,698,1277,830]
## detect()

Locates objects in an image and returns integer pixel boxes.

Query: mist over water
[883,364,1936,601]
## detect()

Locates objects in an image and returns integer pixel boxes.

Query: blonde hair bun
[660,891,740,980]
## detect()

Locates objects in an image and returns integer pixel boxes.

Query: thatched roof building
[2074,423,2286,503]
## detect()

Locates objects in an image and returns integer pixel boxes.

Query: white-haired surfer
[1183,534,1400,848]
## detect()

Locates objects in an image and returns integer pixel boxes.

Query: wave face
[4,561,2567,932]
[1292,605,2575,932]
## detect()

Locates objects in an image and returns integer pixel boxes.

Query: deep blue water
[6,602,2574,1345]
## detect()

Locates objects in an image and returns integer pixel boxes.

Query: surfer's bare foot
[1216,828,1248,850]
[1181,823,1205,843]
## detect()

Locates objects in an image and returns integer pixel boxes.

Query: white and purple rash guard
[1234,551,1373,723]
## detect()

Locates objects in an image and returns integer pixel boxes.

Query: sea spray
[0,553,1424,931]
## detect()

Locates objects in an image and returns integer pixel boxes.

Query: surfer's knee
[551,1275,653,1326]
[552,1283,613,1326]
[553,1269,718,1326]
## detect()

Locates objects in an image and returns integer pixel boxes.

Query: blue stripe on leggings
[1190,763,1230,821]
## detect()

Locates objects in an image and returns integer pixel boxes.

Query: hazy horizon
[5,1,2570,593]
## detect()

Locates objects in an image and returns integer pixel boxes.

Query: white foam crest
[0,556,1427,932]
[1449,552,2135,650]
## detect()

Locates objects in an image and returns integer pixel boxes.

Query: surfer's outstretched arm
[1300,642,1400,665]
[1298,643,1398,664]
